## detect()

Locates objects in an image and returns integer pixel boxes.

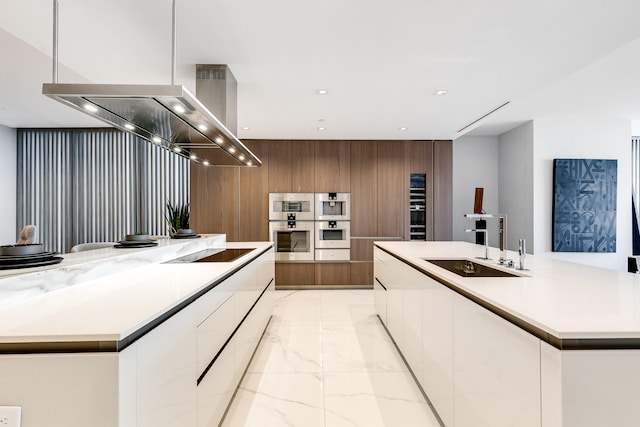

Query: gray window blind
[17,128,190,253]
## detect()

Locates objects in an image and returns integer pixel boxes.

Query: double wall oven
[269,192,351,262]
[269,193,315,261]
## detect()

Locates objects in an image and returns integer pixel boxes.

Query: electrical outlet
[0,406,21,427]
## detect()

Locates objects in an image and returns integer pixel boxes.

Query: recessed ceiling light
[398,127,408,131]
[228,147,236,153]
[241,126,250,130]
[173,147,182,153]
[317,127,326,131]
[247,161,252,166]
[239,154,245,161]
[190,154,197,160]
[124,123,135,130]
[173,104,186,113]
[203,160,210,166]
[214,136,223,144]
[198,124,207,132]
[434,89,448,96]
[84,103,98,113]
[316,89,329,95]
[152,136,161,144]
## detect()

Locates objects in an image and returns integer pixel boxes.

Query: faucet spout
[465,228,489,260]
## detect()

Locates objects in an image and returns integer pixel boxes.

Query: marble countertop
[0,236,272,346]
[375,241,640,342]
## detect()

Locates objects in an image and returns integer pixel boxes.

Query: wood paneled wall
[191,139,453,287]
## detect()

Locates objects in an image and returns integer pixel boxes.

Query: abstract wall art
[552,158,617,252]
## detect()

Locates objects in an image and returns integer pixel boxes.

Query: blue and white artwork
[552,159,617,252]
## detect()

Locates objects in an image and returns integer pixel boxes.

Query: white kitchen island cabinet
[374,242,640,427]
[0,237,274,427]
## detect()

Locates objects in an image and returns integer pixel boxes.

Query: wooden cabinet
[350,262,373,287]
[315,263,350,286]
[191,163,239,241]
[275,263,315,287]
[267,140,314,192]
[240,141,269,241]
[434,140,452,240]
[350,239,374,261]
[377,140,407,238]
[267,140,291,192]
[314,140,350,192]
[291,141,315,192]
[350,141,378,237]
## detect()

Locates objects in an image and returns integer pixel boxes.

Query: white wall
[452,135,500,247]
[0,124,16,245]
[499,121,534,252]
[533,117,631,271]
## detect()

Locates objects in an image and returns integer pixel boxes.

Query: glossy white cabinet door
[196,294,236,375]
[384,253,405,352]
[402,264,424,384]
[374,279,387,324]
[453,293,541,427]
[197,339,237,427]
[136,303,198,427]
[421,273,454,427]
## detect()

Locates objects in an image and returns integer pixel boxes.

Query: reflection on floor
[221,290,441,427]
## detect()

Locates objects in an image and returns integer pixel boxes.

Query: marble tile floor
[221,290,442,427]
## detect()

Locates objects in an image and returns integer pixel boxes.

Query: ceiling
[2,0,640,141]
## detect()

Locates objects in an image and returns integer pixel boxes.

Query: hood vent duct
[42,0,260,168]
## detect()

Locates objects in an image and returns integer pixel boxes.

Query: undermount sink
[423,259,520,278]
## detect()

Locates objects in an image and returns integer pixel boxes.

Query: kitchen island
[374,241,640,427]
[0,235,275,427]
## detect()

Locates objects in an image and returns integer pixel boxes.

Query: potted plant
[166,201,191,236]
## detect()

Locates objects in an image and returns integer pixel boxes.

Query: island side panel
[0,353,120,427]
[541,342,640,427]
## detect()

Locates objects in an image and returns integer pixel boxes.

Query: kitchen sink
[423,259,520,278]
[167,248,254,263]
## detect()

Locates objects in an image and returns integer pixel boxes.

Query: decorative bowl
[0,243,45,256]
[125,234,150,242]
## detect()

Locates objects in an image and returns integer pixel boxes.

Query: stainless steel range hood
[42,0,260,167]
[42,83,261,167]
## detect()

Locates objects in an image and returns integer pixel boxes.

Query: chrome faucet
[497,214,511,265]
[518,239,527,270]
[464,213,510,265]
[465,228,489,260]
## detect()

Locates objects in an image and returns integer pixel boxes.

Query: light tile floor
[221,290,442,427]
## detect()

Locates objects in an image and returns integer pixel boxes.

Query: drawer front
[196,295,236,375]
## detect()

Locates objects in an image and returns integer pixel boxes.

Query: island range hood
[42,0,260,167]
[42,82,260,167]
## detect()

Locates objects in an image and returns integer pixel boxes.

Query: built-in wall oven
[315,193,351,221]
[269,193,315,221]
[269,193,315,261]
[269,220,315,261]
[315,220,351,261]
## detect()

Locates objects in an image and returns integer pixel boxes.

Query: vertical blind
[17,129,190,253]
[632,137,640,255]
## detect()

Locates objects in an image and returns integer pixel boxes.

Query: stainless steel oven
[315,220,350,261]
[315,192,350,221]
[269,193,315,221]
[269,220,315,261]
